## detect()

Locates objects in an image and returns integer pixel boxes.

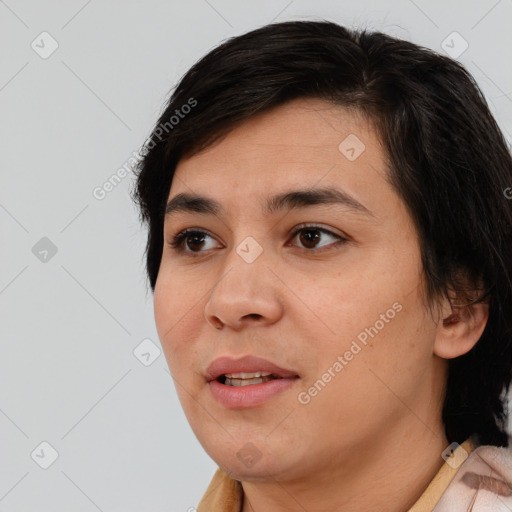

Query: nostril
[244,314,262,320]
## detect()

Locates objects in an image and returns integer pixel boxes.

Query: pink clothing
[433,442,512,511]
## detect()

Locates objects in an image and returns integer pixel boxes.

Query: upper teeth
[224,371,273,378]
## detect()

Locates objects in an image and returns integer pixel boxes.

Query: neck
[241,420,449,512]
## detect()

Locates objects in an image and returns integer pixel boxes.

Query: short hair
[132,20,512,447]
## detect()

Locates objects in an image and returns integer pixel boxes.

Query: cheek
[154,274,190,364]
[300,242,431,378]
[153,264,202,338]
[153,271,210,378]
[296,304,437,448]
[153,277,174,343]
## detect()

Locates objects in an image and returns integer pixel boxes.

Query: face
[154,98,447,483]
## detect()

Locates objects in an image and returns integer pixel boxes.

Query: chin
[207,441,295,482]
[218,458,279,482]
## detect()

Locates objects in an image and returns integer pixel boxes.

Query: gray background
[1,1,511,511]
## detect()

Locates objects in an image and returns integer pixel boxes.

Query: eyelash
[167,224,348,257]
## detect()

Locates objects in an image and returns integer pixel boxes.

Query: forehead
[182,98,378,164]
[167,98,392,218]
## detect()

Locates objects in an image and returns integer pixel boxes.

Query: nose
[203,247,284,331]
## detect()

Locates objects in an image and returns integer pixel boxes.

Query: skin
[153,98,488,512]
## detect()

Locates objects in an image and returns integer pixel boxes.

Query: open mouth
[216,372,283,387]
[209,370,299,408]
[206,356,300,407]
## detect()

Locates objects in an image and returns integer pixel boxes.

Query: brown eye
[184,232,207,251]
[168,224,348,258]
[298,229,322,249]
[290,225,347,252]
[168,229,220,255]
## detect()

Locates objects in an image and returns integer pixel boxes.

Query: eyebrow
[164,187,373,219]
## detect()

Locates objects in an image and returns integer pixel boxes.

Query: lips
[206,355,300,408]
[205,355,299,383]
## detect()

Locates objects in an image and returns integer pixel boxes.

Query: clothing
[197,438,512,511]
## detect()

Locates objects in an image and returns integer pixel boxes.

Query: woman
[133,20,512,511]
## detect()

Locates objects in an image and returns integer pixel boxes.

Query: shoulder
[433,441,512,511]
